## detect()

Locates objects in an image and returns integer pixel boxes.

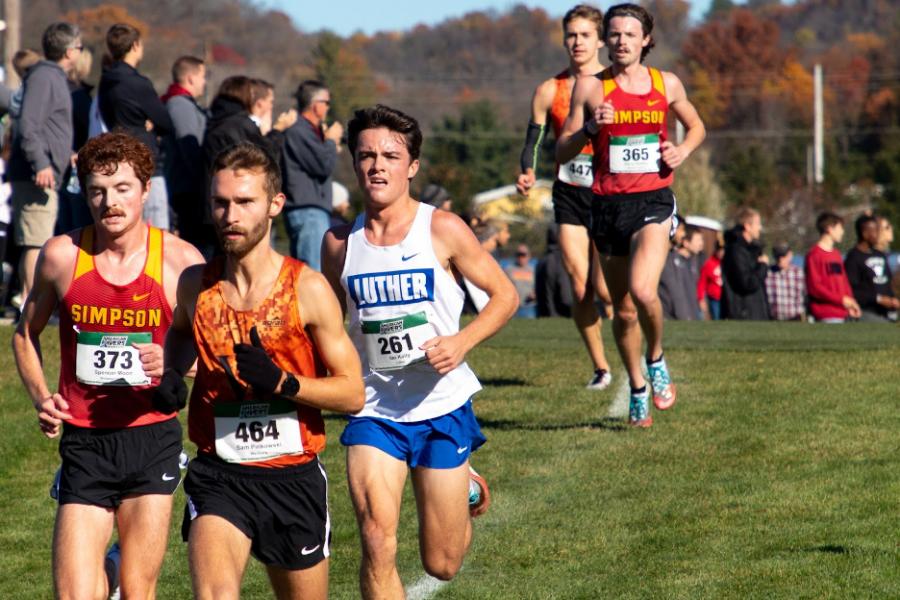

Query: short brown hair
[604,3,656,62]
[816,212,843,235]
[251,79,274,104]
[106,23,141,62]
[78,132,154,192]
[171,56,203,84]
[563,4,603,39]
[215,76,255,113]
[210,142,282,200]
[735,206,760,228]
[12,49,41,78]
[348,104,422,162]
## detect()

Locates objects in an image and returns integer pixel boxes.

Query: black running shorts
[182,454,330,570]
[57,418,183,508]
[552,181,593,229]
[590,187,677,256]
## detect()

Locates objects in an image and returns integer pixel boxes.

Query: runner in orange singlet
[516,4,613,390]
[157,142,364,599]
[12,132,204,599]
[557,3,705,427]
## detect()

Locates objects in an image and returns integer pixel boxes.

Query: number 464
[235,420,280,443]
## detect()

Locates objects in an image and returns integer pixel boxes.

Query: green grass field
[2,319,900,599]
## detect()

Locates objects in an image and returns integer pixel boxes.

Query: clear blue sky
[258,0,722,36]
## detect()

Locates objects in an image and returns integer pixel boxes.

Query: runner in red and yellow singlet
[557,3,705,427]
[159,141,363,599]
[12,132,204,599]
[515,4,613,391]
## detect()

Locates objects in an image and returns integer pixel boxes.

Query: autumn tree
[313,31,376,124]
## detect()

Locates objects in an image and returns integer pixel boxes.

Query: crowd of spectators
[658,208,898,324]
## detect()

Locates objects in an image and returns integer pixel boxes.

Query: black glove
[152,368,188,414]
[234,326,282,395]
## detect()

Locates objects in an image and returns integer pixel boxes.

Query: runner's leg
[410,461,472,581]
[266,561,329,600]
[628,220,671,363]
[559,223,609,372]
[347,445,409,600]
[599,254,646,389]
[52,503,115,600]
[115,493,174,599]
[188,514,252,600]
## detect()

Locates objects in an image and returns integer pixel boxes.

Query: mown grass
[2,320,899,599]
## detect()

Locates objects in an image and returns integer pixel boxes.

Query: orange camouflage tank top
[187,256,326,467]
[550,69,596,188]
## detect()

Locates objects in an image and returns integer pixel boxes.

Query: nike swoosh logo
[648,100,661,106]
[644,216,656,222]
[401,254,419,262]
[133,292,151,301]
[457,446,468,454]
[162,473,176,481]
[301,545,320,555]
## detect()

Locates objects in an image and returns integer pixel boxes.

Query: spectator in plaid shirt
[766,243,805,321]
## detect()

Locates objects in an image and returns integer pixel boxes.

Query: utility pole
[813,63,824,185]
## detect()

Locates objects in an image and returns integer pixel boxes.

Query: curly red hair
[77,132,154,192]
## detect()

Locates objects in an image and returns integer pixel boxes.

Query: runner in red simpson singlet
[515,4,613,391]
[12,132,204,599]
[557,3,705,427]
[158,141,364,599]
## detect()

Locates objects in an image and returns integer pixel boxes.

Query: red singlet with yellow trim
[188,256,326,468]
[592,67,673,195]
[550,69,596,187]
[59,225,174,428]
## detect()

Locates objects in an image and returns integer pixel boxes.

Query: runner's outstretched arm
[557,76,601,164]
[660,73,705,170]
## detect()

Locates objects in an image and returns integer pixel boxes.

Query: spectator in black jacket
[537,223,573,317]
[201,76,294,253]
[99,23,174,230]
[57,47,94,234]
[721,207,770,320]
[280,80,343,271]
[845,214,899,322]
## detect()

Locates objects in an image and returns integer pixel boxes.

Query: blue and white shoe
[648,355,676,410]
[585,369,612,391]
[629,386,651,427]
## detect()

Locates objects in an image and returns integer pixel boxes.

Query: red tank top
[59,226,174,428]
[188,256,326,468]
[592,67,673,195]
[550,69,595,187]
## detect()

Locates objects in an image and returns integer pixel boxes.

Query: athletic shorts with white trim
[339,399,486,469]
[590,187,677,257]
[182,454,331,570]
[57,417,183,508]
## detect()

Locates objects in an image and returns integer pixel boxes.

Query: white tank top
[340,203,482,422]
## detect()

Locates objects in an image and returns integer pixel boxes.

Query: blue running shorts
[340,400,486,469]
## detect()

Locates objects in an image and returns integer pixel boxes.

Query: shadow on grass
[480,377,529,387]
[478,417,629,432]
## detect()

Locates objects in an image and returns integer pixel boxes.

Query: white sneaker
[585,369,612,391]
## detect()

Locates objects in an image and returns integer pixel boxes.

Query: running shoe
[468,466,490,518]
[647,355,676,410]
[585,369,612,391]
[105,541,121,600]
[629,386,652,427]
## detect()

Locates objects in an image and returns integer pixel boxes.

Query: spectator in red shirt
[805,212,861,323]
[698,241,724,320]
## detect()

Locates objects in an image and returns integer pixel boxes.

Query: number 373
[93,349,134,369]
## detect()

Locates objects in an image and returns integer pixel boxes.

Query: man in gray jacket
[162,56,212,256]
[280,80,343,271]
[6,22,81,302]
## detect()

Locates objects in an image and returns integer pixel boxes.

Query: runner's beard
[216,217,269,259]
